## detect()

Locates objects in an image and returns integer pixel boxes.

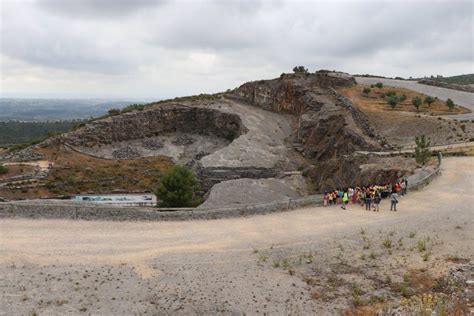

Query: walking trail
[0,157,473,314]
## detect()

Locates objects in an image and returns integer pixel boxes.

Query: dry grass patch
[0,145,172,199]
[339,85,471,115]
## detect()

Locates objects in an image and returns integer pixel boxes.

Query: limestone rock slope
[1,71,415,203]
[229,71,381,161]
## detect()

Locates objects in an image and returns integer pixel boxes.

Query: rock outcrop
[230,71,381,161]
[62,104,246,148]
[2,70,416,203]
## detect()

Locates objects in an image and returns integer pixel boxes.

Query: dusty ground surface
[0,164,36,181]
[0,157,472,315]
[355,77,474,121]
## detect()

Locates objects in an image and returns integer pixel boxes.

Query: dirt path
[1,157,473,314]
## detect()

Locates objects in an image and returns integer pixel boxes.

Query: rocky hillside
[1,70,415,202]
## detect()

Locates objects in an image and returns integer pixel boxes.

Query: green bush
[412,96,422,111]
[108,108,121,116]
[415,135,431,166]
[375,82,383,89]
[0,165,9,175]
[292,66,308,74]
[387,95,398,109]
[424,96,435,107]
[155,165,199,207]
[362,87,371,96]
[446,98,455,111]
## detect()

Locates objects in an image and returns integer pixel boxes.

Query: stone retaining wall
[408,152,442,191]
[0,195,324,221]
[0,156,443,222]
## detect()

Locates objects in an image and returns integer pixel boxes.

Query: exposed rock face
[3,70,417,203]
[230,72,381,161]
[307,156,412,191]
[197,174,307,209]
[141,139,163,150]
[62,104,246,148]
[112,146,140,159]
[0,147,44,162]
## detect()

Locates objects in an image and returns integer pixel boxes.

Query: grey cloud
[0,0,472,98]
[37,0,167,18]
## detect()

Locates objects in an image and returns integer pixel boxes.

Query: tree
[424,96,435,107]
[108,108,121,116]
[415,135,431,166]
[387,95,398,109]
[412,96,422,112]
[155,165,199,207]
[375,82,384,89]
[446,98,455,111]
[293,66,308,74]
[362,87,371,96]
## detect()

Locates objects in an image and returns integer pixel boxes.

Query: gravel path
[355,77,474,120]
[1,157,473,314]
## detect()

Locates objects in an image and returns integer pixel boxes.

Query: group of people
[323,177,408,212]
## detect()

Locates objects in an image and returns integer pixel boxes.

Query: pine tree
[156,165,198,207]
[415,135,431,166]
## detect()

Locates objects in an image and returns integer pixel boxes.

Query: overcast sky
[0,0,472,99]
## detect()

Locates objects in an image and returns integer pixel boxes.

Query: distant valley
[0,98,140,121]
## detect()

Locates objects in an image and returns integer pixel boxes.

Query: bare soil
[1,157,472,315]
[0,146,171,200]
[338,85,474,147]
[0,164,36,181]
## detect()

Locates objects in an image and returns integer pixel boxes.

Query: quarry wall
[62,104,246,148]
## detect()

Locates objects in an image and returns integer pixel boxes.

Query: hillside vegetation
[432,74,474,85]
[0,121,84,146]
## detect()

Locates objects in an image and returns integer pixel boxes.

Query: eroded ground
[0,157,472,315]
[339,84,474,147]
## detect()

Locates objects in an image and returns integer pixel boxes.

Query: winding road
[1,157,473,314]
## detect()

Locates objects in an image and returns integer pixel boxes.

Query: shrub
[385,90,397,97]
[155,165,199,207]
[415,135,431,166]
[380,93,386,99]
[293,66,308,74]
[387,95,399,109]
[399,94,407,102]
[446,98,455,111]
[412,96,422,111]
[107,108,121,116]
[0,165,9,175]
[362,87,371,96]
[375,82,384,89]
[424,96,435,107]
